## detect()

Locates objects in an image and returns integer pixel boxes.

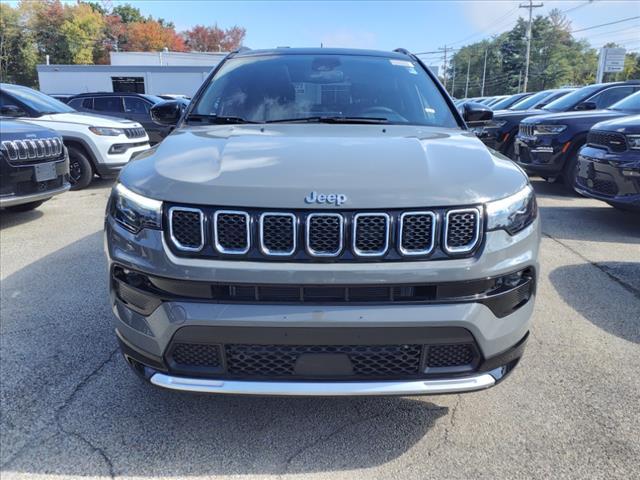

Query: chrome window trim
[259,212,297,256]
[168,206,205,252]
[214,210,251,255]
[398,211,437,256]
[443,207,482,255]
[305,212,344,257]
[352,212,390,257]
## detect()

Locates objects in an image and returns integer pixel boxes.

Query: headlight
[626,134,640,150]
[486,120,507,129]
[109,183,162,233]
[486,184,537,235]
[89,126,123,136]
[532,124,567,135]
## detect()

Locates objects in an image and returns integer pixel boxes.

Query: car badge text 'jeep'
[305,191,348,206]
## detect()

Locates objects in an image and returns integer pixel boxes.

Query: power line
[571,15,640,33]
[560,0,595,14]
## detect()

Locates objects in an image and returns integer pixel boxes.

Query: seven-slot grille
[166,206,483,260]
[1,137,63,162]
[519,124,535,137]
[587,130,627,153]
[124,127,146,139]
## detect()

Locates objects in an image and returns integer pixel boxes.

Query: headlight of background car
[109,183,162,233]
[486,184,537,235]
[532,124,567,135]
[626,134,640,150]
[89,126,124,136]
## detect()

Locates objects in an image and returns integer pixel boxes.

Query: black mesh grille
[354,215,388,254]
[308,215,342,255]
[592,178,619,196]
[446,210,479,250]
[587,130,627,152]
[224,344,422,377]
[401,213,434,253]
[124,127,147,139]
[216,212,249,252]
[262,214,295,254]
[171,343,221,367]
[170,209,202,249]
[426,344,475,368]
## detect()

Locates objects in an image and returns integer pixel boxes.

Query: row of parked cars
[0,84,190,212]
[460,80,640,212]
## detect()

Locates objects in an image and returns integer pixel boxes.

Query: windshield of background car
[609,90,640,112]
[508,90,554,111]
[3,85,75,114]
[542,84,602,112]
[192,54,459,127]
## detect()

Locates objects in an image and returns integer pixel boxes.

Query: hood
[34,112,142,128]
[120,124,528,209]
[0,119,58,139]
[592,114,640,135]
[522,109,625,125]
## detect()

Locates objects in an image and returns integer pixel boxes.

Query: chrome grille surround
[519,124,534,137]
[443,207,482,254]
[214,210,251,254]
[398,211,437,256]
[306,213,344,257]
[259,212,297,256]
[168,207,204,252]
[1,137,63,162]
[352,212,390,257]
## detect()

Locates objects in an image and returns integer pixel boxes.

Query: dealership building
[37,51,227,97]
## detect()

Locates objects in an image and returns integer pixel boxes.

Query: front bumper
[514,135,567,176]
[0,156,69,207]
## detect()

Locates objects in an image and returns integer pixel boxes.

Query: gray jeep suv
[105,48,540,396]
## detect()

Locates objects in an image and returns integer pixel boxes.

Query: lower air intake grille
[171,343,221,367]
[426,344,475,368]
[445,208,480,253]
[169,208,203,251]
[225,344,422,377]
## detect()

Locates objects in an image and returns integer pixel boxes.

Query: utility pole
[517,70,522,93]
[520,0,543,93]
[451,61,456,96]
[481,48,488,96]
[465,54,471,98]
[439,45,448,89]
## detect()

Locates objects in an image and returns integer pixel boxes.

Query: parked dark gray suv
[105,48,540,396]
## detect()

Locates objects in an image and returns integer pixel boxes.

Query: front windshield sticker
[390,59,414,67]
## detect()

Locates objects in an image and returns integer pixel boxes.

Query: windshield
[508,90,554,111]
[3,84,75,114]
[542,84,602,112]
[191,54,458,127]
[609,90,640,112]
[492,94,525,110]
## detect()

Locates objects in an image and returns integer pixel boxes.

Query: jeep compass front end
[105,48,540,396]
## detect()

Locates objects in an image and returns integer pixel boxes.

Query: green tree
[60,3,105,64]
[112,4,144,24]
[0,3,38,86]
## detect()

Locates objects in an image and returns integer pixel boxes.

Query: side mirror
[150,100,185,126]
[0,105,26,117]
[460,101,493,126]
[575,101,596,111]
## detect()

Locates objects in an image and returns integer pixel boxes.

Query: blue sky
[115,0,639,60]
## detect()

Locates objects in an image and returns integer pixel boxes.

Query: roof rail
[393,48,412,56]
[229,46,251,56]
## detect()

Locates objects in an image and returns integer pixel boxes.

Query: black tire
[5,200,45,212]
[562,149,580,194]
[68,147,93,190]
[504,140,515,160]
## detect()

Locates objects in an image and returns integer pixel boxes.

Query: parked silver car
[105,48,540,396]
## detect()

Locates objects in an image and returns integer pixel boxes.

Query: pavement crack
[542,231,640,300]
[58,428,116,478]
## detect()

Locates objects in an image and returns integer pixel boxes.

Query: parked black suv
[1,119,69,211]
[489,92,533,111]
[68,93,183,144]
[515,89,640,187]
[575,114,640,211]
[475,88,575,156]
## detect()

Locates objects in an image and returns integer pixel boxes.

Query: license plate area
[34,162,57,182]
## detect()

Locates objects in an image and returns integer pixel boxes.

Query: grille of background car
[123,127,147,139]
[1,137,63,162]
[519,124,535,137]
[166,206,482,260]
[587,130,628,153]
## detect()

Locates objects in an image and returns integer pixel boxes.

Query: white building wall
[110,51,227,66]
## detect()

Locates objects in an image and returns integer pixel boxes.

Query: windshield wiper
[186,114,258,124]
[266,116,389,124]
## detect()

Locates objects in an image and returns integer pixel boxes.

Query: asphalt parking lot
[1,178,639,480]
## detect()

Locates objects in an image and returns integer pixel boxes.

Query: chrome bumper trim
[0,183,70,208]
[150,371,497,396]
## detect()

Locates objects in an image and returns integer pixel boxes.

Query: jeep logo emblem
[305,191,347,206]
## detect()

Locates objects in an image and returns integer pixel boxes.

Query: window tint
[68,98,84,109]
[609,90,640,112]
[0,92,20,108]
[124,97,150,114]
[1,84,74,114]
[82,98,93,109]
[542,84,603,112]
[590,86,634,109]
[93,97,123,112]
[193,54,458,127]
[509,90,553,110]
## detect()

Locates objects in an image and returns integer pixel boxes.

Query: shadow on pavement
[0,207,44,229]
[549,262,640,344]
[1,231,447,476]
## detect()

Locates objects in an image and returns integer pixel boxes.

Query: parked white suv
[0,83,150,189]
